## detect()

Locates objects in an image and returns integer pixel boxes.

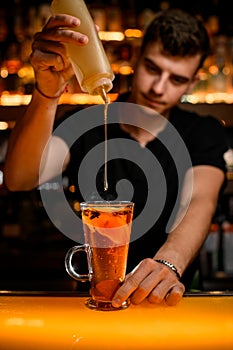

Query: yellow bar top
[0,292,233,350]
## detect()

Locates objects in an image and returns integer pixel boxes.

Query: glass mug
[65,201,134,311]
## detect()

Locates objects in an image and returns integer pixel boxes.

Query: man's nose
[151,75,167,94]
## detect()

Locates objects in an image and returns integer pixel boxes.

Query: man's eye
[145,63,160,74]
[171,76,189,85]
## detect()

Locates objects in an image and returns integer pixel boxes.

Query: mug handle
[65,244,90,282]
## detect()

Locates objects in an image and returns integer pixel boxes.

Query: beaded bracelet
[34,82,61,99]
[154,259,181,279]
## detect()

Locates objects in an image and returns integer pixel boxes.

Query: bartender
[4,9,227,306]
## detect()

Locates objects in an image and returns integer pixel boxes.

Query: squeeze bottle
[51,0,114,102]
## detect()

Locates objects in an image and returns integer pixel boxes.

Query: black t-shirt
[55,101,227,288]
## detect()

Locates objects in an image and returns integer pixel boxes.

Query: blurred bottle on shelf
[222,222,233,275]
[229,37,233,91]
[207,35,232,93]
[90,6,107,31]
[0,9,9,94]
[202,223,220,275]
[106,1,122,31]
[1,40,22,93]
[224,148,233,180]
[110,43,134,93]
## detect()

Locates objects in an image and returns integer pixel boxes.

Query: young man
[4,9,227,306]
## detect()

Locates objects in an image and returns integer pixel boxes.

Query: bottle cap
[82,75,113,96]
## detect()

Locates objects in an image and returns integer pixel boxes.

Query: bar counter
[0,291,232,350]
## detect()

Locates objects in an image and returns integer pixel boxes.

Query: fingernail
[112,298,121,308]
[79,35,88,44]
[71,18,80,26]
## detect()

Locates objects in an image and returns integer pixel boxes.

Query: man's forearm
[153,196,217,277]
[4,89,59,191]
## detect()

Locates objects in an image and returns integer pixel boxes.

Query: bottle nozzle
[96,86,110,104]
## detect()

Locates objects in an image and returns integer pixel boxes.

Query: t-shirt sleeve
[188,116,228,172]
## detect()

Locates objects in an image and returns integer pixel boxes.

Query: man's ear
[185,74,200,94]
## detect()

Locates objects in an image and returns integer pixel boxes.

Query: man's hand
[30,14,89,98]
[112,258,185,307]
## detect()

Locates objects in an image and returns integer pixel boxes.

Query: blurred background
[0,0,233,292]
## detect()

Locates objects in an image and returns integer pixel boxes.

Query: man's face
[130,42,201,117]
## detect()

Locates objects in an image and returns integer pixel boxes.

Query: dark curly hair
[141,9,211,70]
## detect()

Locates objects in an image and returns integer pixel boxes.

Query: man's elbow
[3,168,37,192]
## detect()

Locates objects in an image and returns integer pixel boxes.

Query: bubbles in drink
[82,204,133,247]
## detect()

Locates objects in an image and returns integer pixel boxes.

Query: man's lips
[141,94,166,108]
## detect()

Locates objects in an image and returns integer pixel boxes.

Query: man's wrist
[154,259,181,279]
[34,82,61,99]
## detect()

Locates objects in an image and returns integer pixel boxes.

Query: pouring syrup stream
[98,86,110,192]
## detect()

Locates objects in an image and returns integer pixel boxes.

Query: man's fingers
[112,259,156,307]
[111,273,140,308]
[34,29,88,46]
[45,14,81,30]
[165,284,185,306]
[112,258,185,308]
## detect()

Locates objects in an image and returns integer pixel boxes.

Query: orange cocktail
[81,201,134,310]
